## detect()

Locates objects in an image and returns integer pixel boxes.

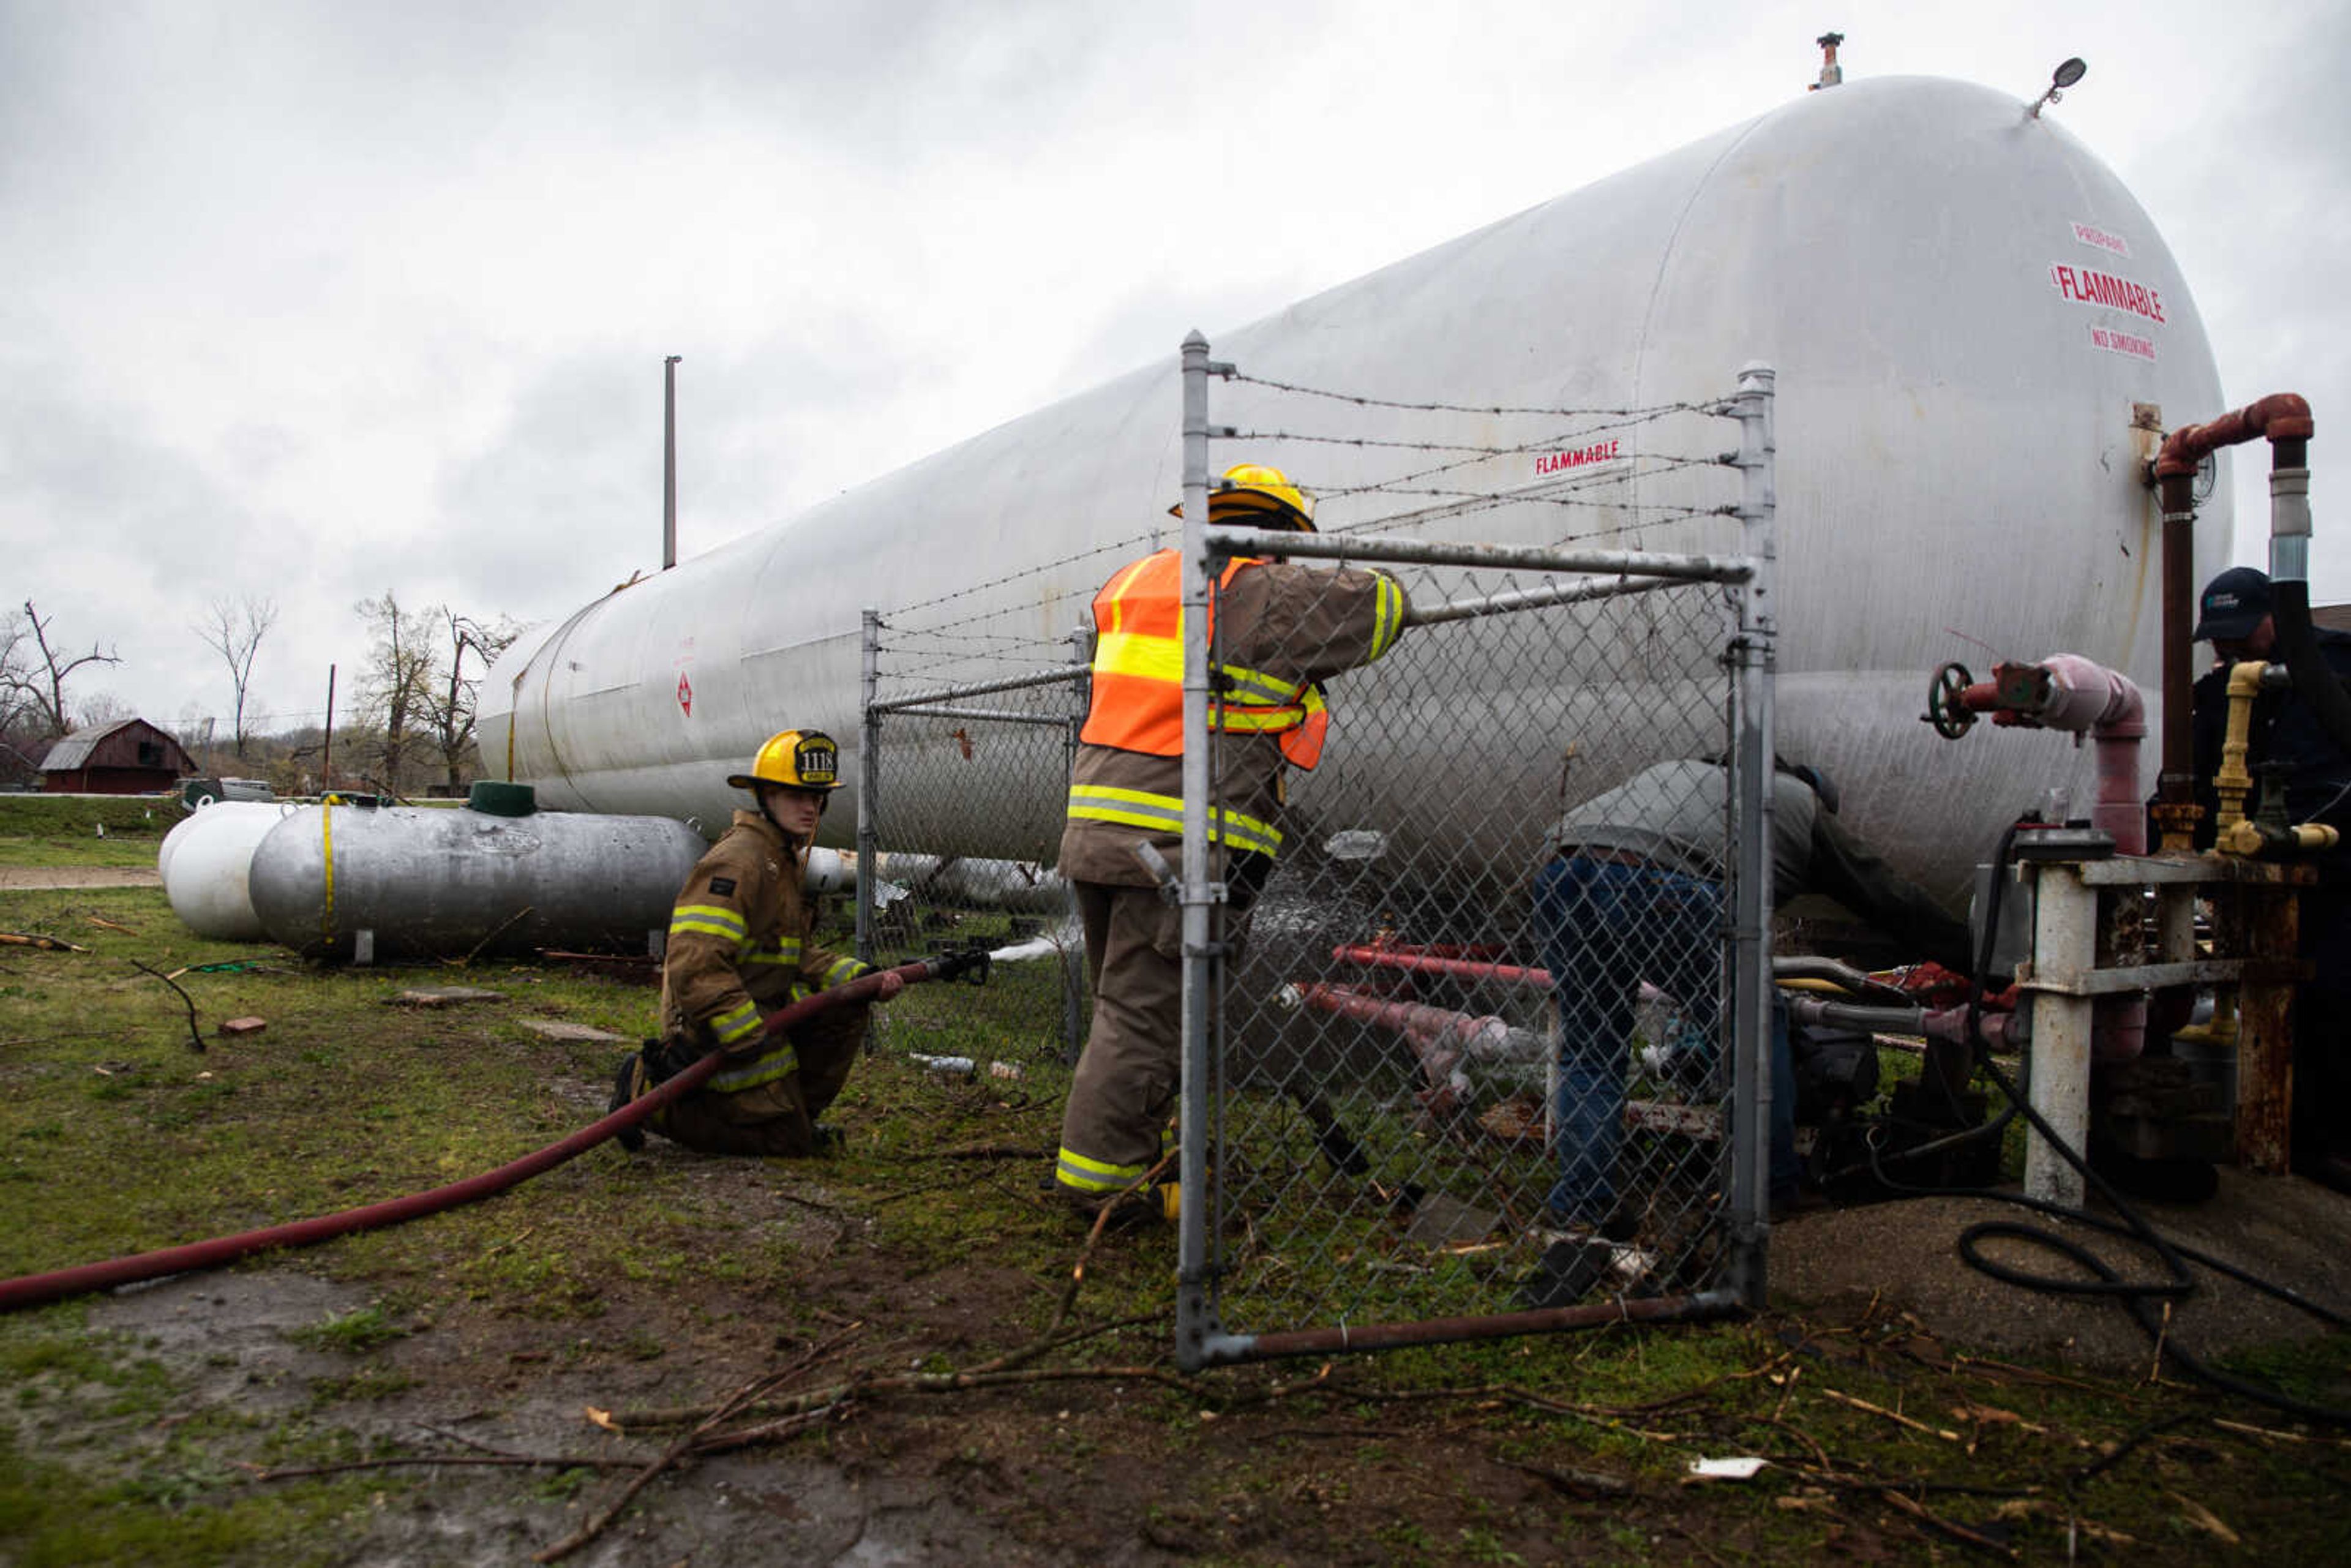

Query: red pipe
[2153,393,2313,477]
[2151,394,2315,830]
[0,961,936,1313]
[1291,981,1513,1114]
[1330,943,1551,989]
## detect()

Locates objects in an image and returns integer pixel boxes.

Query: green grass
[0,792,174,868]
[1,883,2345,1564]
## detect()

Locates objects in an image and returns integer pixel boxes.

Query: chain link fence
[1174,348,1778,1368]
[854,610,1094,1061]
[849,338,1777,1370]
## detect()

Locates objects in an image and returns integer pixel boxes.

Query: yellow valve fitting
[2211,660,2268,836]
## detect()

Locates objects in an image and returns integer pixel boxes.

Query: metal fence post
[1727,362,1779,1308]
[857,606,881,973]
[1176,331,1217,1369]
[1063,617,1096,1062]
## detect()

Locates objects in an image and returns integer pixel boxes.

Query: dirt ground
[1769,1170,2351,1373]
[31,1155,2346,1567]
[0,865,162,889]
[7,864,2348,1564]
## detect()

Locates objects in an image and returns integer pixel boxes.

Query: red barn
[38,719,197,795]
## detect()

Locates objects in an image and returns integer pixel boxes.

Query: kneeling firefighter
[609,729,904,1155]
[1054,463,1410,1221]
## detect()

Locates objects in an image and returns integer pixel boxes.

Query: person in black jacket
[2188,567,2351,1189]
[1537,757,1971,1230]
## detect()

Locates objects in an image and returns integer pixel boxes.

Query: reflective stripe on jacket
[1065,782,1283,856]
[658,809,873,1090]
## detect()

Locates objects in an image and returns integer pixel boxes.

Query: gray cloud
[5,0,2347,731]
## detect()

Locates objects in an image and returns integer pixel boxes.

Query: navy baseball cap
[2192,566,2273,642]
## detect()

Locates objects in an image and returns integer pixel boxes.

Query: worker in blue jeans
[1537,758,1970,1231]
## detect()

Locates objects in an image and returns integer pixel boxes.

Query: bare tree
[0,601,122,738]
[195,594,279,760]
[354,591,437,793]
[421,609,522,791]
[77,691,132,729]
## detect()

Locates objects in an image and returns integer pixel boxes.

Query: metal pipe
[1401,572,1682,628]
[662,355,681,571]
[2150,395,2341,800]
[867,664,1085,712]
[2036,654,2148,855]
[881,705,1072,727]
[1283,982,1524,1112]
[1176,331,1216,1368]
[857,607,880,969]
[2155,468,2198,844]
[1728,362,1778,1308]
[1204,524,1755,584]
[1330,942,1552,989]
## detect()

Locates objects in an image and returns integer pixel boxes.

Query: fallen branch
[610,1311,1167,1428]
[1820,1386,1959,1442]
[241,1452,640,1480]
[1878,1487,2016,1558]
[0,931,87,952]
[456,906,534,968]
[536,1324,865,1563]
[130,960,205,1053]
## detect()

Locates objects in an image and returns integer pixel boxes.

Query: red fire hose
[0,957,961,1313]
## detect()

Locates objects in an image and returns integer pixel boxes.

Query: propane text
[2069,221,2131,258]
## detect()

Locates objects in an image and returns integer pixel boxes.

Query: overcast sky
[6,0,2346,737]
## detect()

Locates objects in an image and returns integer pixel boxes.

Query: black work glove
[639,1035,707,1087]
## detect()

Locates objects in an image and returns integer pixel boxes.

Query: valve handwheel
[1925,661,1976,738]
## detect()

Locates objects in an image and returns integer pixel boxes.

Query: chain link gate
[855,608,1094,1061]
[1171,341,1778,1369]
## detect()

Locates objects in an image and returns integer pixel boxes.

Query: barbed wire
[880,524,1163,623]
[1221,369,1733,423]
[1223,403,1728,463]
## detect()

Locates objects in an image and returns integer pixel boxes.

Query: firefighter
[607,728,903,1156]
[1054,463,1409,1219]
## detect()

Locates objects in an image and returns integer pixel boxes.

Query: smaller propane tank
[159,801,303,940]
[247,785,708,964]
[804,846,855,896]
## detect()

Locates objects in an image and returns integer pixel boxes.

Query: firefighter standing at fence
[1054,463,1409,1218]
[608,729,904,1156]
[1537,757,1970,1231]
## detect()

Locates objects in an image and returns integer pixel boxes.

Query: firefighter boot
[607,1052,650,1152]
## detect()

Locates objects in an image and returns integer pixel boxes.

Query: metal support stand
[2023,864,2096,1207]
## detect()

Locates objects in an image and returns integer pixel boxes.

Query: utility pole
[663,355,682,570]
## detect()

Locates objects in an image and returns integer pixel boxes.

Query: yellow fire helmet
[727,729,844,792]
[1168,462,1316,531]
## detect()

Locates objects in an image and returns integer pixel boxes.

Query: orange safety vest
[1079,550,1330,769]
